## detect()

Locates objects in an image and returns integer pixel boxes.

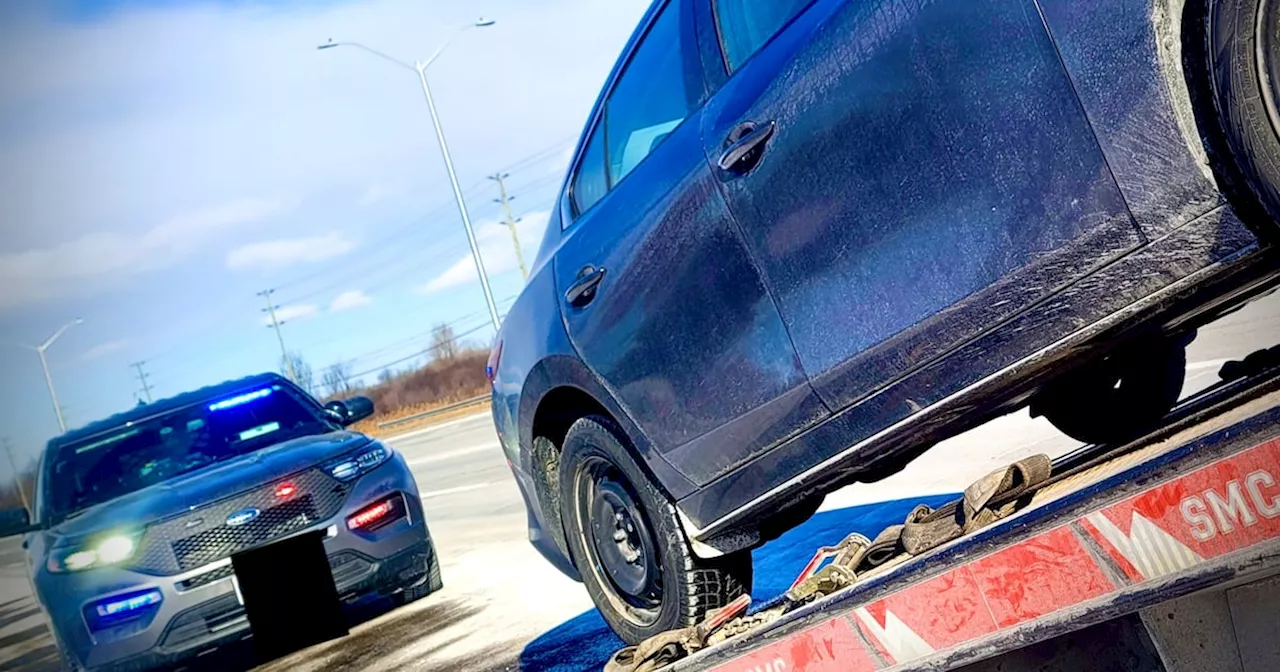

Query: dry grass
[333,349,493,438]
[352,399,493,440]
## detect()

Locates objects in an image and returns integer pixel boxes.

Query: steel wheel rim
[577,455,663,624]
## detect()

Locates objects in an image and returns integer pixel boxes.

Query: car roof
[47,372,296,452]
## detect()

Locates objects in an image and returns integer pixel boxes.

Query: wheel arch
[516,355,699,565]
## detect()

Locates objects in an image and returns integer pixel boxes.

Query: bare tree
[377,368,395,385]
[321,362,353,398]
[282,352,315,395]
[430,323,458,361]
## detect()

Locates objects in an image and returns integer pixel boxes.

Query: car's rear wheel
[558,416,751,645]
[1207,0,1280,228]
[1032,337,1187,445]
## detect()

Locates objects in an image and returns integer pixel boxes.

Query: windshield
[43,385,336,522]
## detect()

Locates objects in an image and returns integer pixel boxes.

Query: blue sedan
[489,0,1280,645]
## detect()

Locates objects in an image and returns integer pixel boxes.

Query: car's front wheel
[1032,336,1188,445]
[557,416,751,645]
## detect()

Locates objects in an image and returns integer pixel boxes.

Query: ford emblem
[226,508,261,527]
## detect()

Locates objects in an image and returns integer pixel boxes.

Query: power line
[131,361,155,404]
[258,289,296,382]
[490,172,529,280]
[348,321,492,380]
[271,137,575,297]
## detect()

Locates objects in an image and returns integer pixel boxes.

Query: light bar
[96,590,162,618]
[209,387,273,412]
[86,588,164,633]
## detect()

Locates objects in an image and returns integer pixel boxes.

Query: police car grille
[128,468,350,575]
[172,495,319,571]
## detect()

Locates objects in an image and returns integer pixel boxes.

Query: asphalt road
[0,289,1277,671]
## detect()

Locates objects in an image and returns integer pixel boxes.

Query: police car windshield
[45,386,334,522]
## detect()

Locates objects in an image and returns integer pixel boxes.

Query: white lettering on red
[1206,482,1259,532]
[1246,470,1280,518]
[1180,496,1215,541]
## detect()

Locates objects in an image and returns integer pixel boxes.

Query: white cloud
[262,304,318,326]
[83,340,127,361]
[330,290,372,312]
[227,232,356,271]
[0,197,284,309]
[419,210,552,294]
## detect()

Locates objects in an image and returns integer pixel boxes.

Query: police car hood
[47,431,374,544]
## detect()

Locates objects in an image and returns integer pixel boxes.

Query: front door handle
[565,265,606,308]
[718,121,776,174]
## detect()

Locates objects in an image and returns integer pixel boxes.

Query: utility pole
[490,172,529,280]
[258,289,298,382]
[131,361,154,403]
[3,439,29,512]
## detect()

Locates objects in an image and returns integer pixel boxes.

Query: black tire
[394,540,443,605]
[1033,339,1187,445]
[1207,0,1280,226]
[557,416,751,645]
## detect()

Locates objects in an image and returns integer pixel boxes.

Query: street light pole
[413,61,502,332]
[30,318,83,433]
[318,19,503,333]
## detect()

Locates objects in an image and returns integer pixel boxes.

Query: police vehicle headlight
[48,532,141,573]
[325,444,394,482]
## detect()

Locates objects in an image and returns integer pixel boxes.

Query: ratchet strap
[605,453,1053,670]
[901,454,1051,555]
[605,594,751,672]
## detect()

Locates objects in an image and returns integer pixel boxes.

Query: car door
[555,0,830,486]
[696,0,1144,413]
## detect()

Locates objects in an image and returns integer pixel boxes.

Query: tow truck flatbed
[672,364,1280,672]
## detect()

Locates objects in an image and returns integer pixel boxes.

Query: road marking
[406,443,499,467]
[1187,358,1229,371]
[419,482,500,499]
[385,411,491,443]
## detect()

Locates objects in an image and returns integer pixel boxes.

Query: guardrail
[376,394,490,429]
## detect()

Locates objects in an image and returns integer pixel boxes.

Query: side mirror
[0,508,38,538]
[324,397,375,426]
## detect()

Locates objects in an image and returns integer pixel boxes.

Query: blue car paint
[492,0,1278,577]
[1036,0,1225,239]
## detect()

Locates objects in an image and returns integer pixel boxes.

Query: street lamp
[318,18,503,333]
[27,318,83,433]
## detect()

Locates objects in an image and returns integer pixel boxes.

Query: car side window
[605,1,701,185]
[572,124,609,216]
[566,0,702,222]
[712,0,815,72]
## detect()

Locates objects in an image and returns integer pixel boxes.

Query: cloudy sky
[0,0,651,470]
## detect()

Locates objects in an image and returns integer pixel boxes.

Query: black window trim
[564,0,702,227]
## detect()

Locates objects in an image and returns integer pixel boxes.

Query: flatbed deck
[672,364,1280,671]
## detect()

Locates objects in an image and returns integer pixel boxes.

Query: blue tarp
[520,493,958,671]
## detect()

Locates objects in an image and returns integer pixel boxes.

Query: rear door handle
[565,265,606,308]
[718,121,776,174]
